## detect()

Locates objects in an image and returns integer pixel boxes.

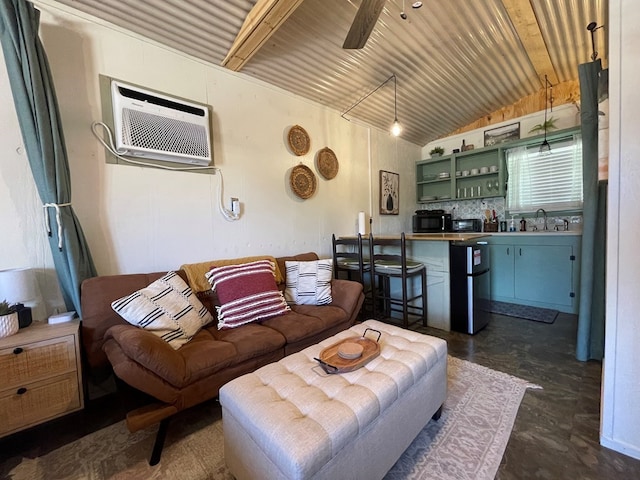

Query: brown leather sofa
[80,252,364,464]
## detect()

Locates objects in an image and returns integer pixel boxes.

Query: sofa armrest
[330,279,364,318]
[104,325,187,386]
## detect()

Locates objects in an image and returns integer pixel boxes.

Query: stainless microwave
[412,211,452,233]
[451,218,482,232]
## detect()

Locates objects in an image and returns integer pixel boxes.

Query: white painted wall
[601,0,640,461]
[0,2,420,319]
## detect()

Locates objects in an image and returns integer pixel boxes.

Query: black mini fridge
[450,241,491,334]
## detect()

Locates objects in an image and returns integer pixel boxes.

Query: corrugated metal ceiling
[47,0,607,146]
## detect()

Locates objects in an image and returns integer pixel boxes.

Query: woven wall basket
[316,147,339,180]
[287,125,311,156]
[290,164,317,199]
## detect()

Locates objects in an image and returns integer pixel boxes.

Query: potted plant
[529,116,558,134]
[0,300,19,338]
[429,146,445,157]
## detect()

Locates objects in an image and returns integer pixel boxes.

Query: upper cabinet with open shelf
[416,146,505,203]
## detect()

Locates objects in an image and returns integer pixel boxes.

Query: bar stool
[369,232,427,328]
[332,234,373,316]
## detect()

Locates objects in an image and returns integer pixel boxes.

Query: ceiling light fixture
[539,74,553,155]
[341,73,402,137]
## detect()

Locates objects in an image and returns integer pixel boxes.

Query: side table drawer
[0,372,82,437]
[0,335,77,389]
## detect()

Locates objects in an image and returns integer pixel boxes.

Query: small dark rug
[490,300,558,324]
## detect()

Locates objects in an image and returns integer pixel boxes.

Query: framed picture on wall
[484,122,520,147]
[379,170,399,215]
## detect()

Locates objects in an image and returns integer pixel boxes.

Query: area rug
[7,357,540,480]
[490,300,559,324]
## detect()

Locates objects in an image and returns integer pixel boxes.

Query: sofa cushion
[261,304,349,345]
[284,259,333,305]
[206,260,290,329]
[111,271,213,350]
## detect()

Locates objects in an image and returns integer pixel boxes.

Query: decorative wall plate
[287,125,310,156]
[290,164,317,199]
[316,147,339,179]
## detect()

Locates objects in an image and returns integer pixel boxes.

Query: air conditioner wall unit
[110,80,212,166]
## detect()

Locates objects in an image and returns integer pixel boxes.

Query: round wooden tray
[315,328,381,374]
[290,164,317,199]
[287,125,310,156]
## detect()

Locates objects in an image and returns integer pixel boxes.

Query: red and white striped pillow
[205,260,290,329]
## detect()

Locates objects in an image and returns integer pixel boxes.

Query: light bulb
[391,119,402,136]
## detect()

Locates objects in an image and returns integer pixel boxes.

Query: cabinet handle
[507,247,510,255]
[519,248,522,256]
[13,347,23,355]
[16,387,27,395]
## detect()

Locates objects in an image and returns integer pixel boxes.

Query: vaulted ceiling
[50,0,607,146]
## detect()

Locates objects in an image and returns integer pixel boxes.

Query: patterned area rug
[7,357,540,480]
[490,300,559,324]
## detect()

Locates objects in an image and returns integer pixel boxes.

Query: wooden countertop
[405,233,491,241]
[342,233,491,242]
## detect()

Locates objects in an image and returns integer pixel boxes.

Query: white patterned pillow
[205,260,291,330]
[284,259,333,305]
[111,271,213,349]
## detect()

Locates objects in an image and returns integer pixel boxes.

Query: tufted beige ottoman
[219,319,447,480]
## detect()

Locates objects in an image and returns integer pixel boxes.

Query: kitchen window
[505,134,583,214]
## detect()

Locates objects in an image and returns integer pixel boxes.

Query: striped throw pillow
[111,271,213,349]
[205,260,290,330]
[284,259,333,305]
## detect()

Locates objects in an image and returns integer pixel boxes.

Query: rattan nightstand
[0,320,84,437]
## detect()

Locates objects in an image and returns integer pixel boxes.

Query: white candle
[358,211,366,235]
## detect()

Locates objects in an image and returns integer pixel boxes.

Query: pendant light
[341,73,402,137]
[391,74,402,136]
[539,74,553,155]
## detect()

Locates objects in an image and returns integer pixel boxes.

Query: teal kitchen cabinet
[416,146,505,204]
[489,243,515,299]
[487,234,581,314]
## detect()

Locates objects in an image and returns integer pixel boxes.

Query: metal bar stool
[332,234,373,316]
[369,232,427,328]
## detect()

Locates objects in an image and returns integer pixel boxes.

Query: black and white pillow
[284,259,333,305]
[111,271,213,349]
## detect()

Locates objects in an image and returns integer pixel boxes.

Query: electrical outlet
[481,201,487,209]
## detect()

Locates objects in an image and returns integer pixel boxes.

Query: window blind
[506,134,583,213]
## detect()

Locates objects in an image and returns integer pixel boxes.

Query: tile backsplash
[417,197,583,231]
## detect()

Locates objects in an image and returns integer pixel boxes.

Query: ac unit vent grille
[122,108,210,159]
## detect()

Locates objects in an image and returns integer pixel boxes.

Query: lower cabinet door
[514,245,573,307]
[489,244,515,299]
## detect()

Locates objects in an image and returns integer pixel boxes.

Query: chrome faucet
[535,208,548,231]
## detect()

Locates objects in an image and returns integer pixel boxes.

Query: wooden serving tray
[315,328,381,374]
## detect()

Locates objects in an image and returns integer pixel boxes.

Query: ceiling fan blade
[343,0,387,49]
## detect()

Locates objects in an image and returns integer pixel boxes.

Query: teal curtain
[0,0,96,314]
[576,59,606,361]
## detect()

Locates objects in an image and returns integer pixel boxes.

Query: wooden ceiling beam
[501,0,558,86]
[222,0,305,71]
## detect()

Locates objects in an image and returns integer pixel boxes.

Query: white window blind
[506,134,583,213]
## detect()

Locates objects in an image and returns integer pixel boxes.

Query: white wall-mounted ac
[110,80,212,166]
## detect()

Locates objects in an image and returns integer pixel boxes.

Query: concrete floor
[411,312,640,479]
